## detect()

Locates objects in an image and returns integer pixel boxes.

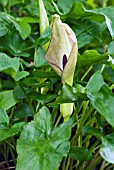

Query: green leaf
[0,0,8,6]
[9,0,24,6]
[103,66,114,83]
[0,90,19,110]
[82,126,103,139]
[0,108,9,124]
[1,79,15,89]
[13,86,32,99]
[73,20,106,48]
[85,0,97,8]
[0,12,11,36]
[0,30,31,57]
[0,122,26,142]
[87,81,114,127]
[68,146,93,161]
[29,93,57,104]
[100,133,114,163]
[34,47,48,68]
[77,50,108,71]
[0,53,24,79]
[14,104,32,118]
[108,40,114,56]
[60,83,85,102]
[16,106,72,170]
[57,0,84,14]
[51,119,72,155]
[0,13,31,39]
[23,78,53,89]
[51,83,87,105]
[13,21,31,40]
[0,124,7,130]
[0,22,8,36]
[35,27,52,47]
[44,0,55,13]
[25,0,39,16]
[0,53,19,72]
[33,70,59,79]
[62,2,105,22]
[61,2,114,38]
[86,71,104,94]
[95,6,114,38]
[14,71,29,81]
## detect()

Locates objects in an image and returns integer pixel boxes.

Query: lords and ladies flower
[45,14,78,120]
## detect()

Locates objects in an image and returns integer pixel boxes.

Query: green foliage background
[0,0,114,169]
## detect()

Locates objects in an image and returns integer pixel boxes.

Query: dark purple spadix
[63,54,67,69]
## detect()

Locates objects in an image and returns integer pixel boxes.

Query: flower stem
[81,66,93,81]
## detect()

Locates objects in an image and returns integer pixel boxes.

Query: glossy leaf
[0,108,9,124]
[77,50,108,71]
[35,27,51,47]
[73,20,106,48]
[0,124,7,130]
[34,47,47,68]
[23,78,53,89]
[87,72,114,127]
[62,2,105,22]
[86,71,104,94]
[14,21,31,40]
[14,104,32,118]
[100,133,114,163]
[89,84,114,127]
[82,126,103,139]
[16,106,72,170]
[108,40,114,56]
[59,83,87,103]
[9,0,24,6]
[0,12,11,36]
[0,29,31,57]
[95,6,114,38]
[49,83,87,106]
[0,13,31,39]
[1,79,15,89]
[25,0,39,16]
[0,22,8,36]
[0,53,29,80]
[0,90,19,110]
[68,146,93,161]
[0,0,8,6]
[103,66,114,83]
[13,86,32,99]
[62,2,114,38]
[29,93,57,104]
[0,53,19,73]
[14,71,29,81]
[33,70,59,79]
[57,0,84,14]
[0,122,26,142]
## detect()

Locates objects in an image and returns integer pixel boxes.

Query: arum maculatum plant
[45,14,78,120]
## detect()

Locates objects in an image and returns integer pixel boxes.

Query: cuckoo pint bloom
[45,14,78,119]
[45,14,78,86]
